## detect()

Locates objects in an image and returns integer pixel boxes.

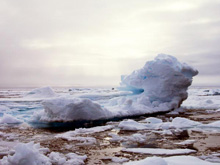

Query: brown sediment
[1,108,220,164]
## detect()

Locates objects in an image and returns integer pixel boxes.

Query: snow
[56,125,113,144]
[0,142,51,165]
[171,117,201,128]
[125,156,167,165]
[0,142,87,165]
[48,152,87,165]
[24,87,56,98]
[125,156,216,165]
[56,125,113,139]
[0,105,10,113]
[0,113,22,124]
[57,136,97,145]
[118,117,220,131]
[175,139,196,145]
[182,88,220,110]
[142,117,163,124]
[118,119,147,130]
[122,148,196,155]
[109,133,147,143]
[35,97,113,122]
[119,54,198,112]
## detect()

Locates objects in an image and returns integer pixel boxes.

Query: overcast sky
[0,0,220,87]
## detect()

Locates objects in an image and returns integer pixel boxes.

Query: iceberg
[34,54,198,123]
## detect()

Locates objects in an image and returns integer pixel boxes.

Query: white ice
[122,148,196,155]
[118,117,220,131]
[0,113,22,124]
[125,156,217,165]
[0,142,87,165]
[55,125,113,143]
[33,54,198,122]
[24,87,57,99]
[0,142,51,165]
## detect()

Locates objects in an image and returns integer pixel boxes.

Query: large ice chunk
[120,54,198,110]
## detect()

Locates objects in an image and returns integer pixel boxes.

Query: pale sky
[0,0,220,87]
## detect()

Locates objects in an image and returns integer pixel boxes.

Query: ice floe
[49,152,87,165]
[118,117,220,131]
[109,133,147,143]
[24,87,57,98]
[122,148,196,155]
[0,142,87,165]
[125,156,217,165]
[35,97,113,122]
[0,142,51,165]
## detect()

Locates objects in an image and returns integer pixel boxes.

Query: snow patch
[25,87,56,98]
[122,148,196,155]
[125,156,216,165]
[0,142,50,165]
[37,98,113,122]
[0,114,22,124]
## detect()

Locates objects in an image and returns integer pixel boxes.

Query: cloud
[0,0,220,87]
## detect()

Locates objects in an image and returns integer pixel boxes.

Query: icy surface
[102,157,129,163]
[48,152,87,165]
[109,133,147,143]
[0,142,87,165]
[125,156,216,165]
[118,117,220,131]
[0,142,51,165]
[0,113,22,124]
[118,119,147,130]
[35,97,113,122]
[122,148,196,155]
[182,88,220,110]
[56,125,113,140]
[119,54,198,111]
[175,140,196,145]
[24,87,56,98]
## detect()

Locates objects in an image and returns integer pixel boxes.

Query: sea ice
[0,142,51,165]
[125,156,216,165]
[0,142,87,165]
[102,157,129,163]
[49,152,87,165]
[118,119,147,130]
[0,113,22,124]
[122,148,196,155]
[33,54,198,122]
[36,97,113,122]
[24,87,56,98]
[109,133,147,143]
[56,125,113,141]
[119,54,198,111]
[125,156,167,165]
